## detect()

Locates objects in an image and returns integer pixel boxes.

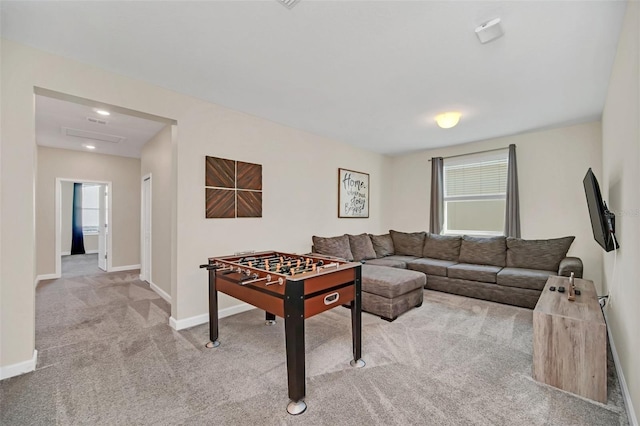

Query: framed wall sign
[338,168,369,218]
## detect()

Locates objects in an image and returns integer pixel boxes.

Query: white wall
[0,40,391,370]
[387,121,604,287]
[36,147,141,274]
[141,125,173,298]
[601,1,639,422]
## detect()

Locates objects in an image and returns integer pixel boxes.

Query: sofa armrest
[558,257,583,278]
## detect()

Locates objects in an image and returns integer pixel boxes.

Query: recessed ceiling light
[435,112,462,129]
[96,110,110,116]
[84,144,96,150]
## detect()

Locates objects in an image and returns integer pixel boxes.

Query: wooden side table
[532,276,607,403]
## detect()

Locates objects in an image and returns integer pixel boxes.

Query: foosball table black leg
[284,279,306,415]
[205,267,220,349]
[265,311,277,326]
[350,266,365,368]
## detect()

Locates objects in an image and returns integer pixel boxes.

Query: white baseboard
[0,350,38,380]
[35,273,61,287]
[61,251,70,256]
[604,309,638,426]
[110,264,140,272]
[149,281,171,304]
[169,303,256,331]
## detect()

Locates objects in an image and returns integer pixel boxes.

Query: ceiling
[1,1,628,155]
[35,95,167,158]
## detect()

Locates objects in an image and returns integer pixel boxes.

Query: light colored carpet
[61,253,104,277]
[0,270,629,425]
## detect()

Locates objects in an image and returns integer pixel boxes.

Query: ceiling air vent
[86,116,108,125]
[62,127,126,144]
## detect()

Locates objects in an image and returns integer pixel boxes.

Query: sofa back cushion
[506,236,575,271]
[369,234,395,258]
[312,235,354,261]
[389,230,426,257]
[423,233,462,261]
[459,235,507,267]
[347,234,377,261]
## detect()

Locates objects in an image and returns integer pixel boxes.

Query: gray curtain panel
[504,144,521,238]
[429,157,444,234]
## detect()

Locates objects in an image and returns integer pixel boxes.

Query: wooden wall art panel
[205,156,235,188]
[206,188,236,218]
[237,191,262,218]
[237,161,262,190]
[205,156,263,218]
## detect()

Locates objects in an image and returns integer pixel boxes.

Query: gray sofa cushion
[406,258,457,277]
[506,236,575,271]
[389,230,426,257]
[361,264,426,298]
[423,233,461,261]
[459,236,506,267]
[365,255,415,269]
[369,233,395,257]
[447,263,502,284]
[312,235,353,261]
[347,233,377,261]
[496,267,556,291]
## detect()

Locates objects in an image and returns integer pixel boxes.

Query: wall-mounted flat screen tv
[583,168,619,252]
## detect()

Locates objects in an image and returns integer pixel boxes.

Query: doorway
[56,178,113,278]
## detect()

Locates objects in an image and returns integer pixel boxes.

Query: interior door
[142,176,151,282]
[98,184,108,271]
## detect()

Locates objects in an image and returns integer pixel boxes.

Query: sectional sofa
[312,230,583,320]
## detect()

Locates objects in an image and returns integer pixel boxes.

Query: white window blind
[444,151,508,199]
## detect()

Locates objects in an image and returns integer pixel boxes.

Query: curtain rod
[427,146,512,161]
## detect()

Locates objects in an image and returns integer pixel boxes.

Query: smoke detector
[475,18,504,44]
[277,0,300,9]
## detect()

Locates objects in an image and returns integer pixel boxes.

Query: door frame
[140,173,152,283]
[55,178,113,278]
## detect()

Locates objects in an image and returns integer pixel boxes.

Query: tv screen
[583,168,618,252]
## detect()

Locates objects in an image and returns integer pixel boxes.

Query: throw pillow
[369,234,395,258]
[506,236,575,271]
[348,234,377,261]
[423,233,462,261]
[389,230,426,257]
[312,235,354,261]
[458,235,507,267]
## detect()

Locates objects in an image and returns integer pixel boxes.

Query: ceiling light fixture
[84,144,96,150]
[96,109,110,116]
[435,112,462,129]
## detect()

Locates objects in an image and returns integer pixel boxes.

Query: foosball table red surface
[200,251,365,415]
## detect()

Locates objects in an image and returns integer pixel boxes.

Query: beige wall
[36,147,141,275]
[60,181,98,254]
[0,40,390,369]
[141,125,173,297]
[602,1,639,422]
[386,122,604,287]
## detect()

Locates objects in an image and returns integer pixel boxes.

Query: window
[82,184,100,234]
[443,150,508,236]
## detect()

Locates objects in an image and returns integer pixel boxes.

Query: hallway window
[82,184,100,234]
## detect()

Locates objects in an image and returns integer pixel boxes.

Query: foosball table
[200,251,365,415]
